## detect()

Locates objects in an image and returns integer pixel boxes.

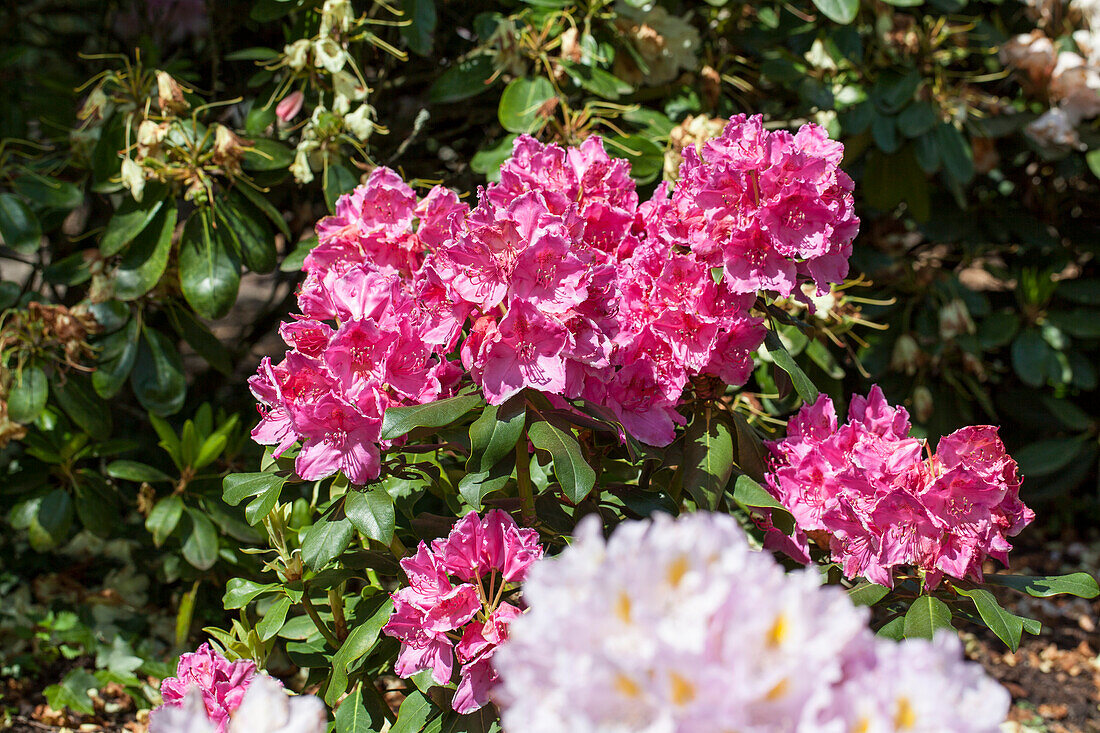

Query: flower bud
[212,124,249,176]
[137,118,168,148]
[156,71,189,115]
[276,90,305,122]
[290,141,317,184]
[344,105,375,141]
[333,71,369,101]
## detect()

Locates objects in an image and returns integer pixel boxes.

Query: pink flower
[157,644,261,733]
[383,511,543,713]
[473,300,569,404]
[276,91,304,122]
[764,386,1034,588]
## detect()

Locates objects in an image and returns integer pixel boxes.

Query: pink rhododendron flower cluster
[249,167,469,484]
[382,509,543,713]
[151,657,325,733]
[151,643,259,733]
[670,113,859,297]
[251,115,857,478]
[765,386,1034,588]
[494,512,1009,732]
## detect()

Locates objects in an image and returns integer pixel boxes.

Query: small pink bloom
[157,644,261,733]
[276,90,304,122]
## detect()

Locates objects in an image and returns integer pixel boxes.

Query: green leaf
[345,488,396,545]
[985,572,1100,599]
[527,420,596,503]
[903,595,952,639]
[327,595,394,705]
[471,135,518,181]
[897,101,937,138]
[1086,149,1100,180]
[256,596,293,641]
[876,616,906,641]
[132,327,187,416]
[871,112,899,154]
[400,0,437,56]
[243,138,295,171]
[1011,328,1052,387]
[73,471,119,537]
[224,471,287,523]
[953,586,1027,651]
[44,669,99,716]
[301,517,354,570]
[682,409,735,511]
[390,690,437,733]
[13,175,82,211]
[165,305,233,376]
[459,458,515,509]
[935,122,974,185]
[52,373,112,436]
[0,192,41,253]
[811,0,858,23]
[1015,436,1088,478]
[560,60,633,99]
[182,507,219,570]
[381,394,484,440]
[146,495,184,546]
[498,77,555,133]
[731,474,783,510]
[30,489,74,550]
[179,208,241,320]
[92,316,140,398]
[7,365,48,423]
[467,398,525,474]
[763,331,820,403]
[234,182,291,239]
[429,55,496,104]
[100,185,167,256]
[606,134,664,184]
[223,578,277,609]
[334,683,383,733]
[324,163,359,214]
[106,460,173,483]
[848,581,890,607]
[194,433,228,470]
[216,191,276,274]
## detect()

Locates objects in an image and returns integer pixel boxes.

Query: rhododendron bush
[195,115,1099,732]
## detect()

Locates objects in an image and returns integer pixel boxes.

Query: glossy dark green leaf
[897,101,937,138]
[345,488,396,545]
[381,394,484,440]
[223,578,278,609]
[0,192,41,253]
[683,410,735,511]
[400,0,437,56]
[92,316,140,399]
[429,55,496,104]
[146,495,184,546]
[165,305,233,376]
[811,0,858,24]
[871,112,899,153]
[13,175,82,211]
[132,327,187,416]
[334,683,384,733]
[179,208,241,320]
[606,135,664,184]
[73,471,118,536]
[302,517,354,570]
[1015,436,1087,478]
[234,182,291,239]
[459,456,515,509]
[327,595,394,705]
[243,138,295,171]
[7,365,48,423]
[182,507,219,570]
[52,373,111,436]
[217,191,276,273]
[985,572,1099,599]
[256,596,293,641]
[528,420,596,503]
[955,587,1031,651]
[561,60,633,99]
[730,474,783,510]
[107,460,173,483]
[113,200,178,300]
[935,122,974,185]
[763,331,820,403]
[903,595,952,639]
[324,163,359,214]
[100,184,167,256]
[390,690,437,733]
[467,398,525,474]
[30,489,73,550]
[876,616,906,640]
[1011,328,1051,388]
[848,581,890,607]
[498,77,555,133]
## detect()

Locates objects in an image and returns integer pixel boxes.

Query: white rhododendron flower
[495,512,1009,733]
